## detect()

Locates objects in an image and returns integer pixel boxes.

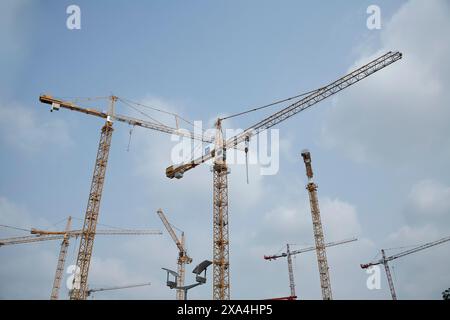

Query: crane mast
[165,51,402,300]
[301,150,332,300]
[50,216,72,300]
[381,249,397,300]
[157,209,192,300]
[264,238,357,298]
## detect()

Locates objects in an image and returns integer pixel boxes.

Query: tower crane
[38,94,212,300]
[156,209,192,300]
[86,282,151,298]
[0,218,161,300]
[264,238,357,299]
[361,234,450,300]
[165,51,403,299]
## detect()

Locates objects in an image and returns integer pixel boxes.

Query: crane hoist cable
[119,99,166,126]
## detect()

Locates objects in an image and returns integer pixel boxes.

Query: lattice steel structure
[70,120,114,300]
[50,217,72,300]
[302,150,332,300]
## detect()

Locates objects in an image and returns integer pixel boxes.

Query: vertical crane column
[50,216,72,300]
[212,163,230,300]
[381,249,397,300]
[212,119,230,300]
[177,232,186,300]
[286,244,296,298]
[301,150,332,300]
[156,209,192,300]
[70,97,115,300]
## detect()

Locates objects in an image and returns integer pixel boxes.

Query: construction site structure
[157,209,193,300]
[165,51,403,299]
[39,94,212,299]
[86,282,151,298]
[361,234,450,300]
[264,238,357,299]
[301,150,332,300]
[0,219,161,300]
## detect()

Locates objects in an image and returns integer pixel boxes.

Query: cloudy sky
[1,0,449,300]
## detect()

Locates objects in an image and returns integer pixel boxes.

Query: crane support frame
[302,150,332,300]
[50,217,72,300]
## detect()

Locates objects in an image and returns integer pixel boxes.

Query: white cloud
[321,0,450,166]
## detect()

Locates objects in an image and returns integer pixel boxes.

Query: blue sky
[1,0,450,300]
